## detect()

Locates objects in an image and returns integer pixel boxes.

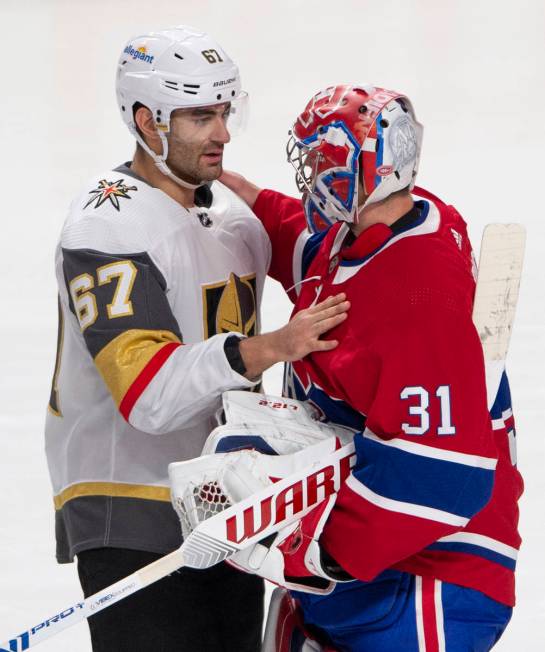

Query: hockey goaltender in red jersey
[221,85,523,651]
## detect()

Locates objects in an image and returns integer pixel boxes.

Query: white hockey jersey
[45,164,271,562]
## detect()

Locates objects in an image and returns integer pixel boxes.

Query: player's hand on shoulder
[278,293,349,361]
[219,170,261,208]
[238,294,349,378]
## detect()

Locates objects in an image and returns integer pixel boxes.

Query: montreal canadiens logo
[376,165,394,176]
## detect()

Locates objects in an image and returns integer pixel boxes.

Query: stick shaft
[0,549,185,651]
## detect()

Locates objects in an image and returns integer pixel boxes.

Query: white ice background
[0,0,543,649]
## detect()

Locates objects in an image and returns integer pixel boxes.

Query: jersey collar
[330,199,440,284]
[329,201,426,265]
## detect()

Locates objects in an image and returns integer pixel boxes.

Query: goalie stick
[0,223,525,652]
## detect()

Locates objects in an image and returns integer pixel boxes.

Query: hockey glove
[203,390,354,457]
[175,390,355,593]
[228,492,353,594]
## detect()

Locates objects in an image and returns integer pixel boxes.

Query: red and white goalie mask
[286,84,423,233]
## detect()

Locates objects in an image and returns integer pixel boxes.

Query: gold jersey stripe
[94,329,182,406]
[54,481,171,510]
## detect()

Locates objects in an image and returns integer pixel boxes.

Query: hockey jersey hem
[393,551,516,607]
[55,494,183,564]
[53,481,171,510]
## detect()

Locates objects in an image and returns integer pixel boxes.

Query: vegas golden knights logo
[202,273,257,339]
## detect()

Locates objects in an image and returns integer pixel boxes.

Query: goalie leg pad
[262,588,336,652]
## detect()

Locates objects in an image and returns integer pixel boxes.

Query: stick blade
[472,223,526,362]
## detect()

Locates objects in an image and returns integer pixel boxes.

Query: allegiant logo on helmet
[123,44,154,64]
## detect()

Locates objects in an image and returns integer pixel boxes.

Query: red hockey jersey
[253,186,522,606]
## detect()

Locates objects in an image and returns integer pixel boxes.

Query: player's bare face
[167,104,231,184]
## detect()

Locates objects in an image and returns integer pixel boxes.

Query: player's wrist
[224,335,247,376]
[238,333,281,379]
[313,544,354,582]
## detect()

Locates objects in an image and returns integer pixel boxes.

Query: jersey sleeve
[320,299,498,581]
[61,246,256,435]
[253,190,325,301]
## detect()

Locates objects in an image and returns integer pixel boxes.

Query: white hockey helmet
[116,25,247,187]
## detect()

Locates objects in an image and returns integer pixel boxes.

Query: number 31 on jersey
[400,385,456,436]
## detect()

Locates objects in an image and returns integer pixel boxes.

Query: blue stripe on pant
[291,571,512,651]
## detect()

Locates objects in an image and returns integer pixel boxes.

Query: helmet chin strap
[156,131,203,190]
[153,153,202,190]
[131,126,203,190]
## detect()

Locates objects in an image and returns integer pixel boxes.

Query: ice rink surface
[0,0,543,649]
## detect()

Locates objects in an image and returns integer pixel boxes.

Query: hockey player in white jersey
[45,26,348,652]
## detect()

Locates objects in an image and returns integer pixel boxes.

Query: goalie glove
[203,390,355,456]
[172,390,356,593]
[170,443,354,594]
[228,492,354,595]
[208,392,355,593]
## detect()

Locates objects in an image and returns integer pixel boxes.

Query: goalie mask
[116,25,248,188]
[286,85,423,233]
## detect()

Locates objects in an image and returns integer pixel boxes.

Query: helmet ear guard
[361,98,422,205]
[288,85,423,233]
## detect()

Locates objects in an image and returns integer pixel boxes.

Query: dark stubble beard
[166,136,222,185]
